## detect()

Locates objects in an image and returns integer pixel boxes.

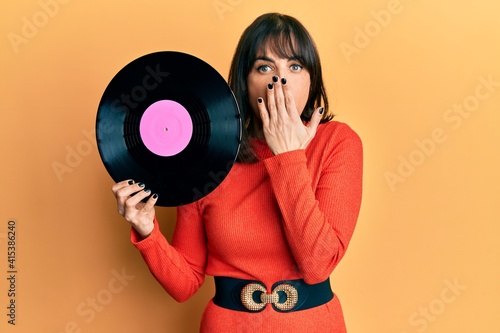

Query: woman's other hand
[111,180,158,238]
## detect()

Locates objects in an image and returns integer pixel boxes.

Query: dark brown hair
[228,13,333,162]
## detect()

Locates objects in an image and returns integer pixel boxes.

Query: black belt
[213,276,333,313]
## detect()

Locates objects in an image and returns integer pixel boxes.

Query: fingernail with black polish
[268,83,273,90]
[272,76,279,83]
[319,107,324,115]
[281,77,287,85]
[138,182,145,188]
[128,180,134,185]
[144,188,151,193]
[153,193,158,199]
[258,97,263,103]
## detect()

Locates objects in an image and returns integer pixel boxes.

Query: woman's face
[246,45,311,134]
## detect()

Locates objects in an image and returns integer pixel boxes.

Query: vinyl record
[96,51,241,206]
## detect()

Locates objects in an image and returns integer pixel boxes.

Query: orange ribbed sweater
[131,121,363,332]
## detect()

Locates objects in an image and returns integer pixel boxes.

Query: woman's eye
[257,65,272,73]
[290,64,303,72]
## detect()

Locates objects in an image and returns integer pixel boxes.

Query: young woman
[112,12,363,332]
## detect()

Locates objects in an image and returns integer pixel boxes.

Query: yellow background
[1,0,499,332]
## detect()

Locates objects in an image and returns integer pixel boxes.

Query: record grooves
[96,51,241,206]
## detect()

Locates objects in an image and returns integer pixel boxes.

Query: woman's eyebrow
[254,56,275,62]
[254,55,301,62]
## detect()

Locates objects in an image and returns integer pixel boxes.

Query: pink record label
[139,100,193,156]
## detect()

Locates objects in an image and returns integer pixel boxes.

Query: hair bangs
[262,32,302,62]
[248,25,314,73]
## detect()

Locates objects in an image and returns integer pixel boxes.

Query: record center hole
[164,127,168,132]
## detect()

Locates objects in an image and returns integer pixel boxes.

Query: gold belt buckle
[240,282,299,312]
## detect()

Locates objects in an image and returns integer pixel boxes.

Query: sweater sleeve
[131,201,207,302]
[263,123,363,284]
